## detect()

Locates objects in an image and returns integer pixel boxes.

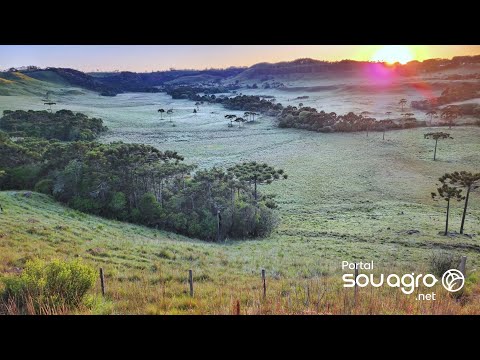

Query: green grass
[1,91,479,314]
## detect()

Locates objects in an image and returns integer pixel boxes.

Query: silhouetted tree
[234,117,246,127]
[228,162,287,201]
[424,132,452,160]
[399,98,407,111]
[385,111,392,119]
[360,111,372,137]
[441,108,458,129]
[225,114,236,127]
[431,183,464,235]
[440,171,480,234]
[426,110,437,125]
[193,109,197,115]
[44,102,56,112]
[167,109,173,122]
[158,108,165,119]
[299,103,303,108]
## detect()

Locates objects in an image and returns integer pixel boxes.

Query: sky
[1,45,479,72]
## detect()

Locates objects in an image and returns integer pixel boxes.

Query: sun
[371,45,414,65]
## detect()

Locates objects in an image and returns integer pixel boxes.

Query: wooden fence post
[99,268,105,296]
[236,300,240,315]
[188,269,194,297]
[262,269,266,298]
[459,256,467,277]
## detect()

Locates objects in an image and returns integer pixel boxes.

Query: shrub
[429,251,460,277]
[2,259,96,314]
[34,179,54,195]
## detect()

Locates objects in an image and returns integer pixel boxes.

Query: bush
[34,179,54,195]
[2,259,96,314]
[429,251,460,277]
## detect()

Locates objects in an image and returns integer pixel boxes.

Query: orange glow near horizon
[370,46,415,64]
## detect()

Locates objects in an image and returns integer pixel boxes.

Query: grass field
[1,86,479,314]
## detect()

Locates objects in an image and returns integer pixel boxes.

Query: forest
[0,110,283,241]
[277,106,425,133]
[0,110,107,141]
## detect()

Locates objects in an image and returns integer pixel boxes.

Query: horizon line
[3,53,479,74]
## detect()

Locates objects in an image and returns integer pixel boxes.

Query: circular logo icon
[442,269,465,292]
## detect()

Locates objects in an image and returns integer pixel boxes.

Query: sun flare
[371,45,414,64]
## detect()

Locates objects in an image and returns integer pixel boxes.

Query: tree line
[0,110,107,141]
[277,106,425,134]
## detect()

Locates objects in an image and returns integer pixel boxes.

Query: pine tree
[431,183,464,236]
[228,162,287,201]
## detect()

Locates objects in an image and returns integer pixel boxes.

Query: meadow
[0,76,479,314]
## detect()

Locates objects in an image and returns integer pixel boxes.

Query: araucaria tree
[167,109,173,122]
[399,99,407,111]
[360,111,374,137]
[225,114,236,127]
[424,132,452,161]
[158,108,165,119]
[44,102,56,112]
[440,171,480,234]
[426,110,437,124]
[228,162,288,201]
[441,109,458,129]
[431,183,464,236]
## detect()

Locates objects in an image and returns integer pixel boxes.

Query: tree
[440,171,480,234]
[426,110,437,125]
[299,103,303,108]
[234,117,245,128]
[167,109,173,122]
[158,108,165,119]
[399,98,407,111]
[431,183,463,235]
[225,114,236,127]
[360,111,372,137]
[44,102,56,112]
[405,113,414,118]
[424,132,452,161]
[250,112,258,122]
[42,91,52,102]
[228,162,287,201]
[194,102,201,111]
[244,112,251,122]
[385,111,392,119]
[441,108,458,129]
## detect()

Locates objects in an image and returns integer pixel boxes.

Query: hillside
[1,190,479,315]
[231,56,480,82]
[0,71,63,96]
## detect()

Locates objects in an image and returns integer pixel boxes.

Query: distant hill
[25,68,117,95]
[0,67,245,96]
[2,55,479,97]
[232,55,480,81]
[92,67,244,90]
